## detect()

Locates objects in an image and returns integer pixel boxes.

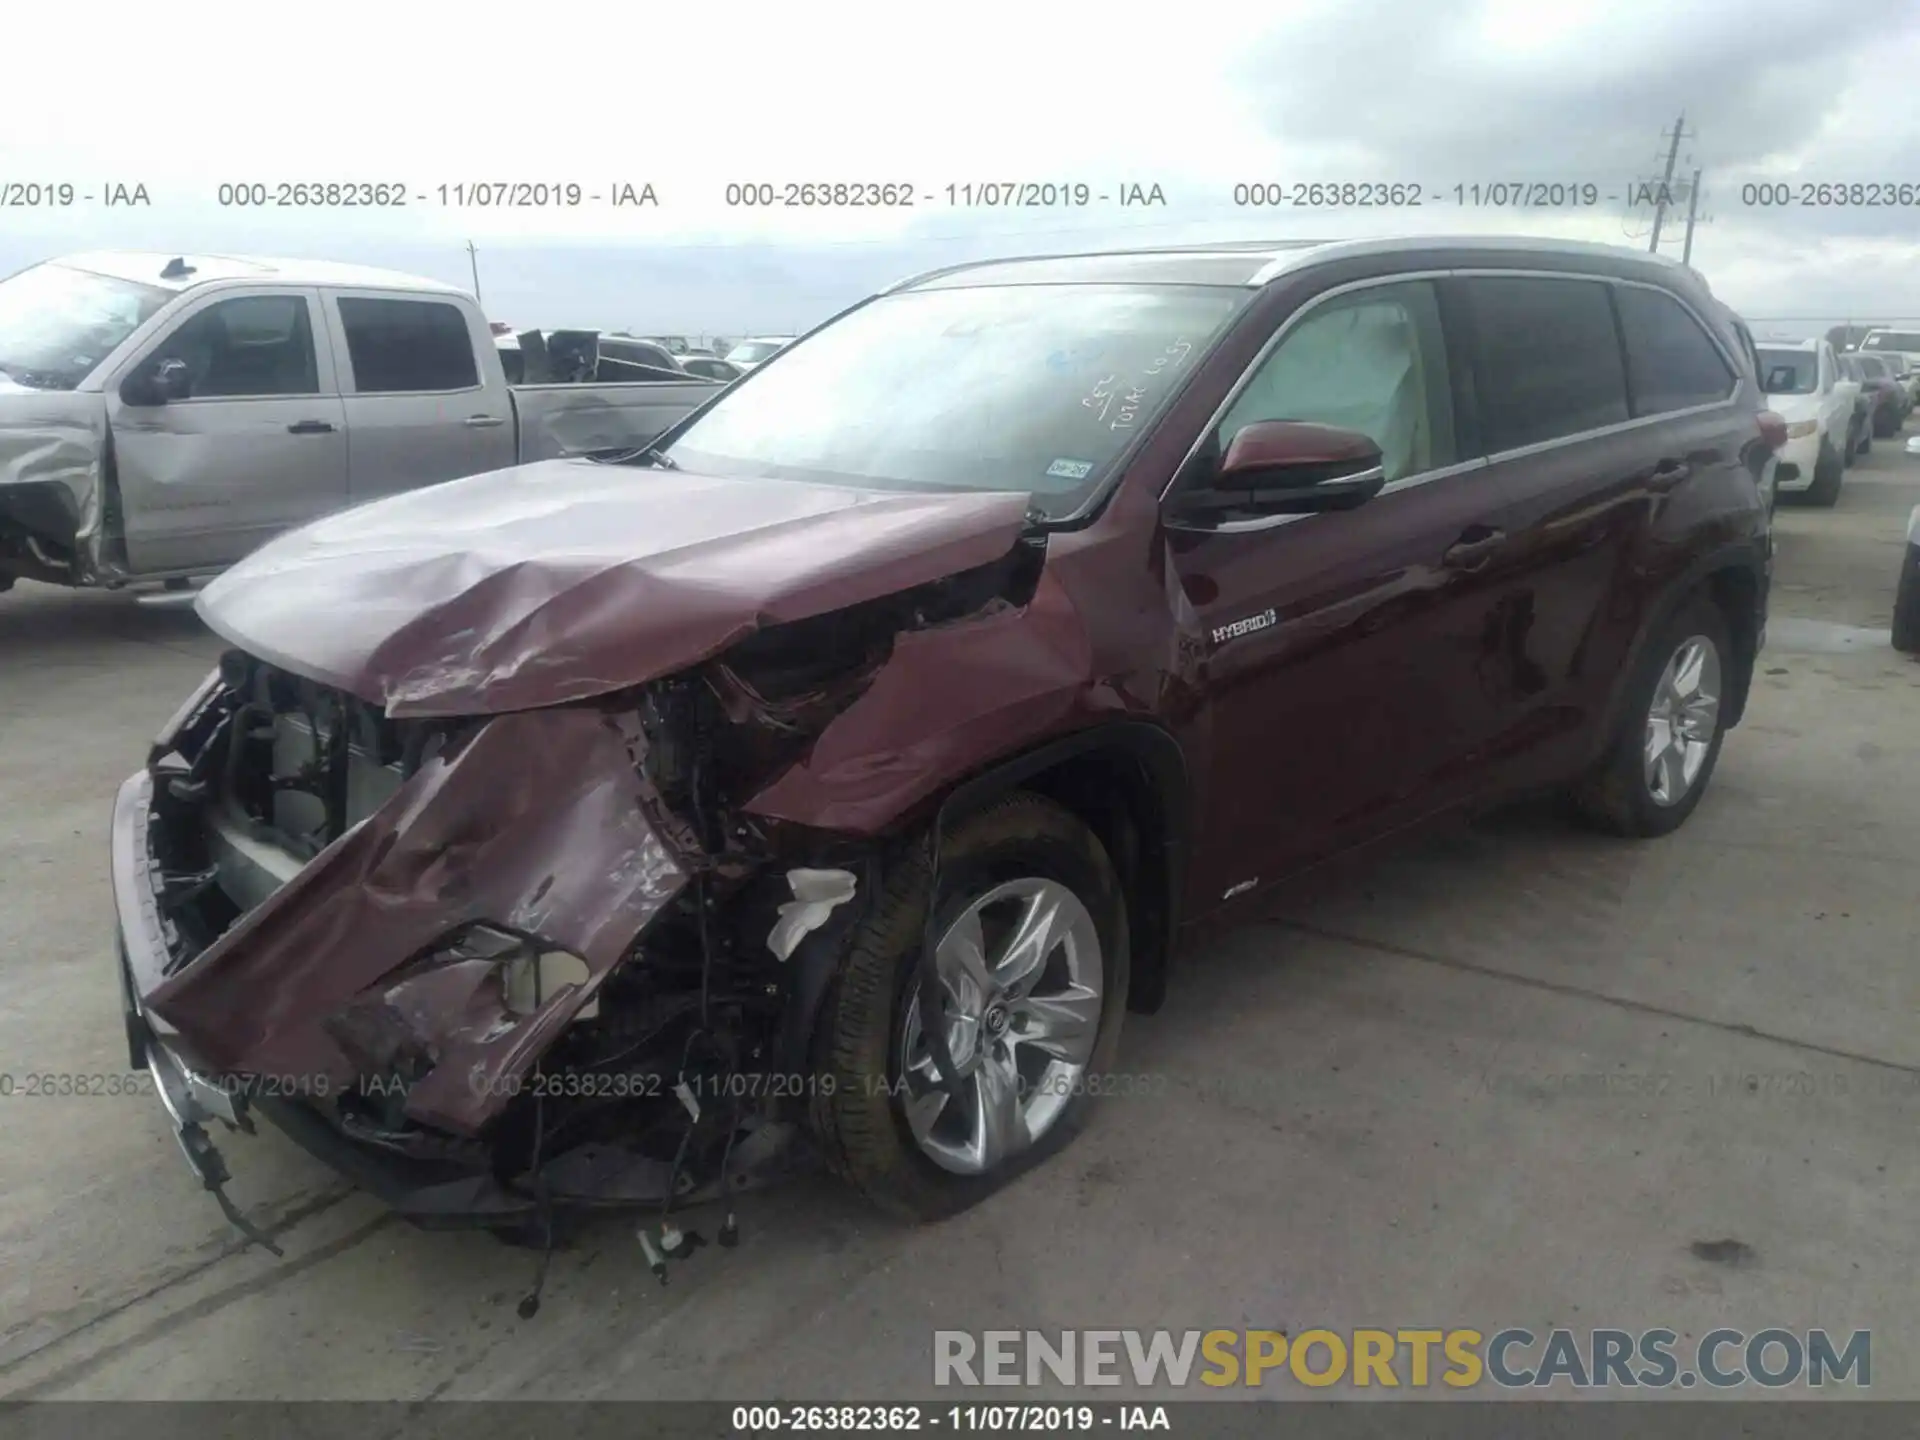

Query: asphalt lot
[3,436,1919,1402]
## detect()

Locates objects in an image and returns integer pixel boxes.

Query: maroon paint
[193,458,1035,719]
[144,706,687,1133]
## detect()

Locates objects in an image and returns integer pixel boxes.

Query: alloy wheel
[897,877,1104,1176]
[1643,634,1722,807]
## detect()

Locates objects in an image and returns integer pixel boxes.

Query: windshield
[1756,348,1818,395]
[725,341,786,364]
[669,284,1244,518]
[0,261,172,390]
[1861,331,1920,354]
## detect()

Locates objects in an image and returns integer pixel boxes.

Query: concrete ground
[3,435,1918,1403]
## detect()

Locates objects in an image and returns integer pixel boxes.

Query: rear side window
[1614,286,1735,416]
[337,297,479,393]
[1464,276,1629,451]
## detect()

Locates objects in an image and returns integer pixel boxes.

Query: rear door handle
[464,414,507,428]
[1442,525,1506,570]
[1648,459,1691,493]
[286,419,335,435]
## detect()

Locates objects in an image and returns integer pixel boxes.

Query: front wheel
[1571,594,1731,838]
[1806,437,1844,506]
[811,792,1129,1221]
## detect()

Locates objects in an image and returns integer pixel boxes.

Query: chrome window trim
[1180,456,1493,535]
[1160,265,1745,508]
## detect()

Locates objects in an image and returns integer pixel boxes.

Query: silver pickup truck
[0,251,719,590]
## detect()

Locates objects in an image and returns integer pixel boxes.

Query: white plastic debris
[766,867,859,961]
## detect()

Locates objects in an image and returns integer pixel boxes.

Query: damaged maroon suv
[112,237,1775,1251]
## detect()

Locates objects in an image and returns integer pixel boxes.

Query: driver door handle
[464,414,507,428]
[286,419,335,435]
[1443,525,1506,570]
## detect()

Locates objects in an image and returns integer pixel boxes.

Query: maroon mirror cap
[1756,410,1788,451]
[1221,420,1382,478]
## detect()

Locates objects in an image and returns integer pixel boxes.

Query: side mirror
[1168,420,1387,526]
[123,357,192,406]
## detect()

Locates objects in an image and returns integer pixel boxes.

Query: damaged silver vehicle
[0,251,714,591]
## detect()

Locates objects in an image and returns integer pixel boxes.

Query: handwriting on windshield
[1079,338,1197,433]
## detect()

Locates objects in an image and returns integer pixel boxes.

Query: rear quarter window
[1614,286,1736,416]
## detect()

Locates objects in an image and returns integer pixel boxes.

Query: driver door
[1168,278,1522,901]
[107,288,346,576]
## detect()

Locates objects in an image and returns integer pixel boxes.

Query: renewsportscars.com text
[933,1327,1870,1390]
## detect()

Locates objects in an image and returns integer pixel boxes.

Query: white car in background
[723,336,793,371]
[1860,328,1920,404]
[1756,338,1852,507]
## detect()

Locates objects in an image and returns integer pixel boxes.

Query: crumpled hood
[195,458,1036,717]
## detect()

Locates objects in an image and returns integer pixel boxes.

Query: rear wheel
[1571,594,1731,838]
[1806,437,1844,506]
[1894,539,1920,655]
[812,793,1129,1221]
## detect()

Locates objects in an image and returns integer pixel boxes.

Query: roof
[1755,336,1819,349]
[51,250,467,296]
[891,235,1707,294]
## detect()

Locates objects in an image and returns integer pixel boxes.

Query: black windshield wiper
[635,443,678,469]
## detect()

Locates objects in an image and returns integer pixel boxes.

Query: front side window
[1210,280,1458,484]
[1465,276,1629,451]
[153,294,318,398]
[1614,286,1735,416]
[665,284,1245,519]
[0,262,172,390]
[337,297,479,393]
[1756,349,1818,395]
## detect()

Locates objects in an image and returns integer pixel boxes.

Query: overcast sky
[5,0,1919,337]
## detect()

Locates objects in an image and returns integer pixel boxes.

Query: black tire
[1844,422,1858,467]
[1571,593,1732,839]
[1860,428,1873,454]
[1806,437,1844,506]
[1894,542,1920,655]
[811,792,1129,1221]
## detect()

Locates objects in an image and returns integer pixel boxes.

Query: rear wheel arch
[1595,548,1765,757]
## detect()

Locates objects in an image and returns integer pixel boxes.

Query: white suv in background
[1756,337,1852,506]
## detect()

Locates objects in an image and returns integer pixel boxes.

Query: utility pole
[1647,112,1688,254]
[1680,167,1703,265]
[466,241,483,306]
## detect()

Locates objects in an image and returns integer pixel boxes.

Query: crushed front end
[111,650,878,1247]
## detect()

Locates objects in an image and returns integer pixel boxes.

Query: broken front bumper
[107,702,706,1234]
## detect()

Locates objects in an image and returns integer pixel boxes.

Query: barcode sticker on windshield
[1045,458,1094,480]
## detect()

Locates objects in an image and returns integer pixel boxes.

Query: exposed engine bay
[125,534,1052,1292]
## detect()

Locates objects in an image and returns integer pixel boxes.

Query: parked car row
[1746,334,1920,507]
